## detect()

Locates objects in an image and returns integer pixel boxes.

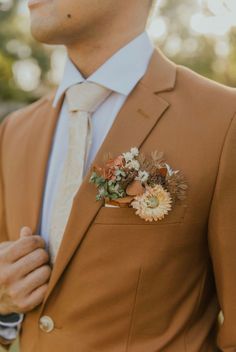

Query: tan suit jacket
[0,48,236,352]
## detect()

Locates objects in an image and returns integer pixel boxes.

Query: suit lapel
[21,94,62,236]
[42,49,177,305]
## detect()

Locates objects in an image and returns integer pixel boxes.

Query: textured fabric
[48,82,112,263]
[40,31,154,246]
[2,48,236,352]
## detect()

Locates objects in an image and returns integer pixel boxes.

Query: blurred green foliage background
[0,0,236,350]
[0,0,236,120]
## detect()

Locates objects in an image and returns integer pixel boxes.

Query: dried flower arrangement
[90,147,188,222]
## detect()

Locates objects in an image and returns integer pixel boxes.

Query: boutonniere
[89,147,188,222]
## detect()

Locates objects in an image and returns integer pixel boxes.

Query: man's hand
[0,227,51,314]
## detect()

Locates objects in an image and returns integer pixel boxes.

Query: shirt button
[39,316,54,333]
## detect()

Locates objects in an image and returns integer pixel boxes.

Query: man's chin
[30,25,63,45]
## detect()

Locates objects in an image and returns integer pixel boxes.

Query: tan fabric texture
[48,82,112,263]
[0,48,236,352]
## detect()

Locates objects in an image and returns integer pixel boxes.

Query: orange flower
[101,155,125,180]
[106,155,124,169]
[102,166,116,181]
[126,180,145,196]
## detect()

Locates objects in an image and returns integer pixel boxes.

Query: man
[0,0,235,351]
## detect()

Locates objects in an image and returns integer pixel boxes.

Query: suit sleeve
[0,117,9,244]
[0,117,21,349]
[208,113,236,351]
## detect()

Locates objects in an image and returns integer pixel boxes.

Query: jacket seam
[207,112,236,219]
[184,267,208,352]
[0,117,11,242]
[125,267,143,352]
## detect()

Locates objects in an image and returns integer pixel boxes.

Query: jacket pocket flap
[94,203,188,225]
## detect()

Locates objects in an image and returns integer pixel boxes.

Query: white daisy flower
[123,152,134,163]
[126,159,140,171]
[135,170,149,183]
[131,184,172,222]
[165,163,180,178]
[130,147,139,157]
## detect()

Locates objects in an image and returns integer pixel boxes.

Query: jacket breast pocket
[94,203,188,226]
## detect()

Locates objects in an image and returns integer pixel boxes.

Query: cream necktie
[48,82,112,263]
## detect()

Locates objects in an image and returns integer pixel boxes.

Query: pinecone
[148,172,166,187]
[165,172,188,201]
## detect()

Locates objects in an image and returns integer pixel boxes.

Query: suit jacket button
[39,316,54,333]
[218,311,224,325]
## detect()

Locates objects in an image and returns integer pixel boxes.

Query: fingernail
[20,226,32,237]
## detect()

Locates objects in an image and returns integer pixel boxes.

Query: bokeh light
[0,0,236,119]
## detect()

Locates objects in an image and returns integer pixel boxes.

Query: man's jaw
[28,0,52,10]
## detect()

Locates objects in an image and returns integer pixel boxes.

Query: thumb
[20,226,33,238]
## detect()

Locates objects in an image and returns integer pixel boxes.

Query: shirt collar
[53,31,154,107]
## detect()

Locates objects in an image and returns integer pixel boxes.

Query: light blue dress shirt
[0,30,154,340]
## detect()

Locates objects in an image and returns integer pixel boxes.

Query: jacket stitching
[184,267,208,352]
[207,112,236,220]
[125,267,143,352]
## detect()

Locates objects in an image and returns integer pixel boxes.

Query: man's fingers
[20,226,33,238]
[24,265,51,295]
[19,284,49,313]
[6,236,45,263]
[0,241,12,250]
[14,248,49,277]
[10,265,51,299]
[0,227,49,315]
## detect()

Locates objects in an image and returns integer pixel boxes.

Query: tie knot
[66,81,112,113]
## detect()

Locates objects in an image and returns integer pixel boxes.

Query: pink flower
[102,166,116,181]
[106,155,124,169]
[101,155,125,180]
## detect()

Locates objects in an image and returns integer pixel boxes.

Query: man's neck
[66,28,146,78]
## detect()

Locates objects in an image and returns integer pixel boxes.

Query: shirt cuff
[0,326,18,341]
